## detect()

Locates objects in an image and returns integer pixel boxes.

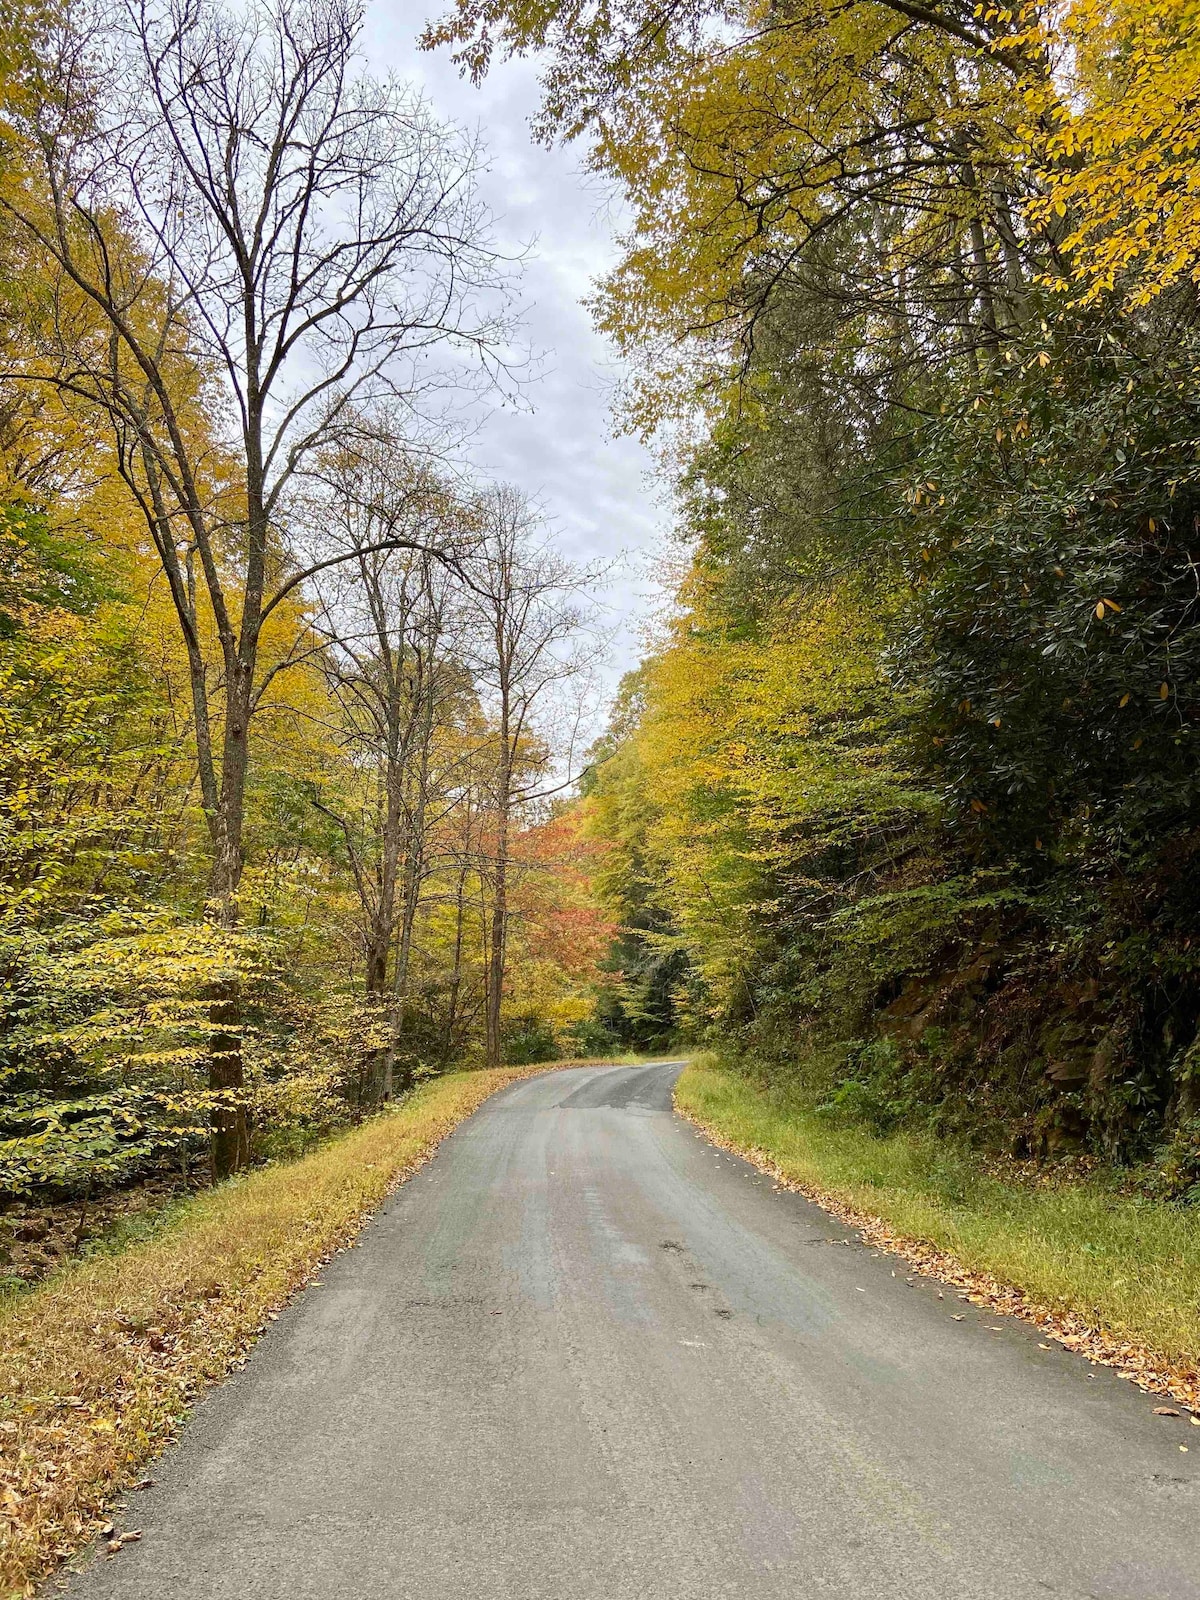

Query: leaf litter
[679,1107,1200,1419]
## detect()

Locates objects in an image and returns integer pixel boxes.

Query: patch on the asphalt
[713,1307,734,1319]
[1148,1474,1200,1497]
[659,1240,685,1252]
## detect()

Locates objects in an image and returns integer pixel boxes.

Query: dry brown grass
[0,1063,585,1597]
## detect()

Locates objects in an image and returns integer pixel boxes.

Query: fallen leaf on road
[1154,1407,1181,1417]
[952,1314,966,1321]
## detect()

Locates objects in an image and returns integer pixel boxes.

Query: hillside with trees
[0,0,611,1275]
[8,3,1200,1592]
[427,0,1200,1193]
[8,0,1200,1280]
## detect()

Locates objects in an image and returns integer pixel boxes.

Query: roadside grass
[676,1055,1200,1380]
[0,1060,608,1598]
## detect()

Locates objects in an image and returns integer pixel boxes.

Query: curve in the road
[61,1062,1200,1599]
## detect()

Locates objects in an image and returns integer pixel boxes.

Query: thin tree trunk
[446,856,470,1051]
[485,712,511,1069]
[962,161,1001,358]
[206,660,254,1178]
[992,187,1028,321]
[395,690,435,1000]
[382,659,438,1097]
[209,979,250,1178]
[366,757,405,1000]
[444,785,475,1056]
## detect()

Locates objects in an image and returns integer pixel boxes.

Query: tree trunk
[485,722,511,1069]
[209,978,250,1178]
[446,858,469,1053]
[365,710,410,1101]
[206,667,253,1179]
[444,786,475,1057]
[485,869,506,1068]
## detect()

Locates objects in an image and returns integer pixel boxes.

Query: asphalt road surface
[64,1061,1200,1600]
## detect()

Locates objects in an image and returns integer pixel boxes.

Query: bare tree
[439,729,490,1056]
[465,486,591,1068]
[3,0,510,1170]
[307,442,474,1098]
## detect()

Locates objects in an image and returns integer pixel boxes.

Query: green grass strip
[676,1056,1200,1372]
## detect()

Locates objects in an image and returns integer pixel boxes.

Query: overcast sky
[365,5,670,693]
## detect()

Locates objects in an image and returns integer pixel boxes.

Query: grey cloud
[363,4,668,690]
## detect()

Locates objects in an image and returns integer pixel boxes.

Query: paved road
[65,1062,1200,1599]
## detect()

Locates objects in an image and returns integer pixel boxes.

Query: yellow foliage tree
[428,0,1047,431]
[1031,1,1200,305]
[587,569,928,1028]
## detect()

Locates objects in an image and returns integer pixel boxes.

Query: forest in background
[0,0,616,1277]
[425,0,1200,1196]
[11,0,1200,1277]
[10,2,1200,1584]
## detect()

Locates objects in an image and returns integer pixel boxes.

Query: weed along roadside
[0,1063,601,1599]
[675,1056,1200,1413]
